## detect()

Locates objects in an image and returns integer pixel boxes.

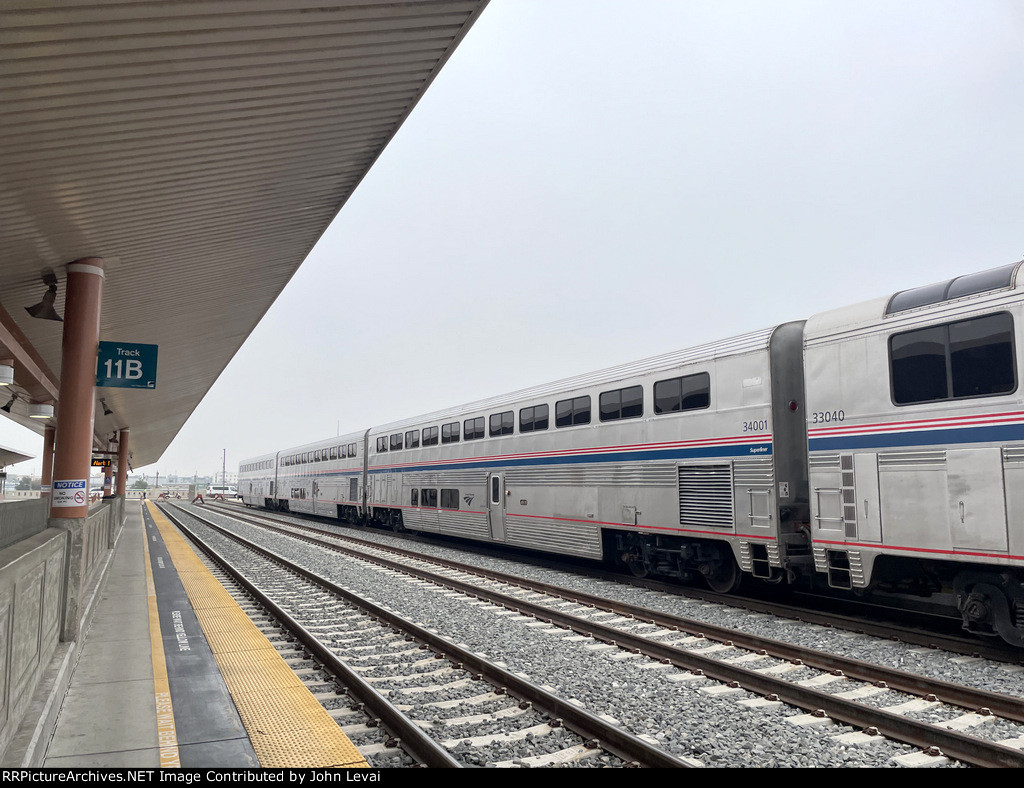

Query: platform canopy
[0,1,488,467]
[0,445,33,470]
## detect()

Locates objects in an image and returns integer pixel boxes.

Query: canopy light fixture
[1,393,17,413]
[100,398,113,416]
[0,361,13,387]
[25,269,63,322]
[28,402,54,419]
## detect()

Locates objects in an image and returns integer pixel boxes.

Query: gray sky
[3,0,1023,480]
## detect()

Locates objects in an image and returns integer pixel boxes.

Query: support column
[113,428,130,542]
[40,425,55,498]
[49,257,104,642]
[116,428,129,496]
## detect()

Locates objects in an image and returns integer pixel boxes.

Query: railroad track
[186,502,1024,768]
[210,500,1020,662]
[159,503,690,768]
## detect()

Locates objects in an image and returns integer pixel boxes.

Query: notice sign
[96,341,158,389]
[52,479,88,508]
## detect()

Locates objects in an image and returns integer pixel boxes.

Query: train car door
[487,473,506,541]
[947,448,1008,551]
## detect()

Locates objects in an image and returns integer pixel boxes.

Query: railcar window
[464,417,485,440]
[390,433,403,451]
[555,396,591,427]
[405,430,420,448]
[376,437,387,453]
[489,411,514,436]
[654,373,711,414]
[348,443,357,457]
[423,426,439,446]
[600,385,644,421]
[520,404,549,432]
[891,313,1016,404]
[411,489,419,506]
[421,488,438,507]
[440,489,460,509]
[442,422,460,444]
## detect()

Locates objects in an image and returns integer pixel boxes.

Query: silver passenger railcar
[262,430,368,519]
[804,260,1024,644]
[238,259,1024,645]
[364,324,809,592]
[239,452,277,508]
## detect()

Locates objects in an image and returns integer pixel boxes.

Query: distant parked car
[207,484,239,499]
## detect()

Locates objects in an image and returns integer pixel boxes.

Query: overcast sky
[3,0,1023,481]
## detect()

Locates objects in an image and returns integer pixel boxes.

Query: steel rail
[166,503,693,769]
[158,505,462,768]
[218,502,1018,661]
[206,506,1024,768]
[223,507,1024,725]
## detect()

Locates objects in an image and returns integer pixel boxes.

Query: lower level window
[440,489,460,509]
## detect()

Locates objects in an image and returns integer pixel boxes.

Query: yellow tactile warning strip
[143,524,182,768]
[144,501,369,768]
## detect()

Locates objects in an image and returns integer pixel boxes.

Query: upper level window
[389,433,403,451]
[464,417,485,440]
[654,372,710,414]
[442,422,460,444]
[423,426,439,446]
[405,430,420,449]
[520,404,549,432]
[890,313,1016,404]
[555,396,591,427]
[329,447,337,460]
[599,385,643,421]
[376,437,387,453]
[489,411,514,436]
[348,443,357,457]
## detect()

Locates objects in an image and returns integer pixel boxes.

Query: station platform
[10,500,367,769]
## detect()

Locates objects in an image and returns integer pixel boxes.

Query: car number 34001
[811,410,845,424]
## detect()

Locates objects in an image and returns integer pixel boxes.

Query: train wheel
[627,559,650,578]
[704,557,742,594]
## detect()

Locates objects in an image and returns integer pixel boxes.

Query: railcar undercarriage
[610,531,742,593]
[851,555,1024,648]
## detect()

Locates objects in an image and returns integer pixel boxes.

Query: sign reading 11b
[96,341,158,389]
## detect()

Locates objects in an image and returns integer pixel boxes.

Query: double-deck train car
[238,260,1024,644]
[804,261,1024,644]
[362,322,809,593]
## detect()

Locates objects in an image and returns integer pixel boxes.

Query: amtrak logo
[464,494,475,506]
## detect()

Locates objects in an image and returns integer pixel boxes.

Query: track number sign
[96,341,158,389]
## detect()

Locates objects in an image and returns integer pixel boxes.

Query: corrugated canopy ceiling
[0,0,488,466]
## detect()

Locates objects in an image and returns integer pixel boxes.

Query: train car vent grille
[678,464,734,528]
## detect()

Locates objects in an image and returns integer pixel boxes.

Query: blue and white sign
[52,479,87,508]
[96,341,158,389]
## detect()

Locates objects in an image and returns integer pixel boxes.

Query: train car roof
[370,326,778,434]
[805,259,1024,342]
[267,429,369,460]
